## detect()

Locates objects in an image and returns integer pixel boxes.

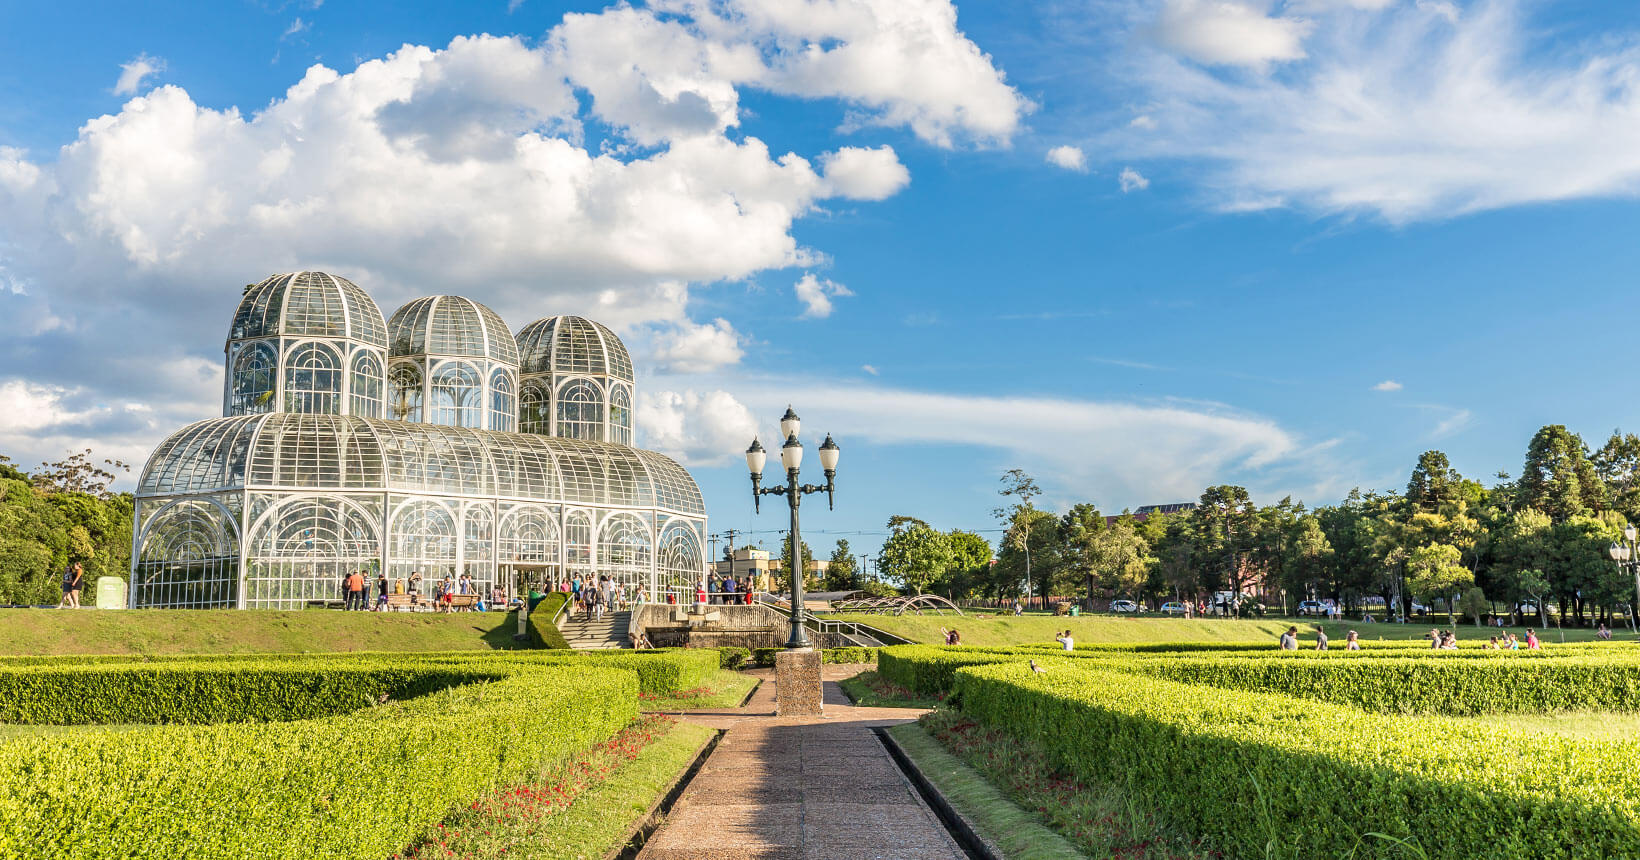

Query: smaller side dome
[229,272,388,347]
[515,315,633,381]
[388,296,520,365]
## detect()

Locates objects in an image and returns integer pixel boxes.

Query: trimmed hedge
[877,646,1025,695]
[1131,653,1640,714]
[749,646,881,667]
[0,661,500,724]
[953,662,1640,859]
[718,646,752,670]
[0,663,637,859]
[432,648,719,694]
[528,593,571,648]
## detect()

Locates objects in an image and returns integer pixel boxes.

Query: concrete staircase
[559,609,632,649]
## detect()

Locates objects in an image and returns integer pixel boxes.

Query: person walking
[58,562,84,609]
[1279,626,1299,650]
[1345,630,1361,650]
[1315,627,1329,651]
[375,571,389,610]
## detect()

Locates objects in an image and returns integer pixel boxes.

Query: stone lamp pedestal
[774,649,823,716]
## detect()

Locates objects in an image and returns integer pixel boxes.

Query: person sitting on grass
[1526,628,1541,649]
[1279,626,1299,650]
[1440,631,1458,650]
[1486,636,1500,650]
[1429,627,1443,648]
[1506,632,1520,650]
[1315,627,1329,651]
[942,627,961,646]
[1055,629,1075,652]
[1598,623,1613,640]
[1345,630,1361,650]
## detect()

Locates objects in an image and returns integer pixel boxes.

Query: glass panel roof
[228,272,387,347]
[515,315,633,383]
[387,296,521,365]
[138,414,703,515]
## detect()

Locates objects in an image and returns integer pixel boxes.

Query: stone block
[774,649,823,716]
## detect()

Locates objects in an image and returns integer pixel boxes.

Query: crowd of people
[337,570,507,613]
[559,574,648,618]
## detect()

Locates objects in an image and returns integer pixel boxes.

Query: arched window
[135,499,239,608]
[609,384,633,446]
[519,383,550,435]
[658,521,703,595]
[349,351,384,418]
[564,509,593,580]
[598,513,651,588]
[283,342,342,414]
[246,495,379,609]
[230,341,277,416]
[499,506,560,566]
[556,378,604,441]
[430,361,482,428]
[390,500,457,582]
[490,369,515,433]
[387,363,423,423]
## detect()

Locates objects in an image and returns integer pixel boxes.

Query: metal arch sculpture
[829,593,964,617]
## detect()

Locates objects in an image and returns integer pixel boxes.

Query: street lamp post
[747,406,839,650]
[1609,525,1640,634]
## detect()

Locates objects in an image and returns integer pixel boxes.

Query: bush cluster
[952,662,1640,859]
[747,646,880,667]
[0,661,637,859]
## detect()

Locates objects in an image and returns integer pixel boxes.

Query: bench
[446,594,478,611]
[383,594,419,612]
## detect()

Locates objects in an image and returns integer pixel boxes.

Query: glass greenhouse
[132,272,707,609]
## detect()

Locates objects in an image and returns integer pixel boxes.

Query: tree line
[0,451,133,606]
[870,425,1640,627]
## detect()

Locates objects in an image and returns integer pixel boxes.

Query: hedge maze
[879,641,1640,859]
[0,648,718,859]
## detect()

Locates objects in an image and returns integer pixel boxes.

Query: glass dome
[229,272,387,347]
[515,316,634,382]
[388,296,520,365]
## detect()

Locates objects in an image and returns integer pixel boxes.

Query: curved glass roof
[515,315,634,381]
[138,414,703,515]
[388,296,520,365]
[229,272,388,347]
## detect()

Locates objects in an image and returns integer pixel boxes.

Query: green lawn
[839,670,943,709]
[885,724,1085,860]
[639,669,759,711]
[825,612,1296,647]
[826,609,1630,648]
[0,608,535,656]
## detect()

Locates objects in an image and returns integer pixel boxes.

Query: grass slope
[885,724,1085,860]
[639,670,760,711]
[0,609,536,656]
[840,613,1296,647]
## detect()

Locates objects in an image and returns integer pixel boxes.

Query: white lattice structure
[132,273,706,609]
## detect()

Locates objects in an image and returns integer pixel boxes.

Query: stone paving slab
[637,665,967,860]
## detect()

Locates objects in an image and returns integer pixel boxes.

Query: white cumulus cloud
[1119,166,1150,192]
[794,273,853,319]
[648,318,744,373]
[1045,145,1087,171]
[113,54,165,96]
[1372,380,1403,391]
[636,388,759,465]
[1154,0,1310,69]
[820,146,910,200]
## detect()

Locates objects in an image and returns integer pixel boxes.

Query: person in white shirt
[1055,630,1074,651]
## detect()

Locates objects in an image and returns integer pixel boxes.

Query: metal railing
[755,593,911,647]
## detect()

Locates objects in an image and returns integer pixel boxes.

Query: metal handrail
[755,594,910,646]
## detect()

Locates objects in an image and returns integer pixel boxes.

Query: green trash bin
[1069,605,1080,617]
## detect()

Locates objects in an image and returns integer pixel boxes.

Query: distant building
[1106,502,1196,527]
[712,547,827,589]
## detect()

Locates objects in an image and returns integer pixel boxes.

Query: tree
[1459,586,1489,627]
[1056,503,1104,607]
[878,518,954,594]
[780,532,815,589]
[1405,543,1472,624]
[1519,425,1606,523]
[994,469,1042,603]
[1406,451,1462,513]
[1190,486,1257,613]
[824,540,858,591]
[1088,515,1153,601]
[1594,430,1640,525]
[937,530,993,600]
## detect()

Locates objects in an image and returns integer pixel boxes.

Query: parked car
[1297,600,1328,616]
[1110,599,1140,613]
[1160,601,1190,615]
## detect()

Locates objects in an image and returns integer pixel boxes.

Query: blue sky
[3,0,1640,559]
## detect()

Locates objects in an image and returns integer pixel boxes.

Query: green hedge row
[528,593,572,649]
[748,646,880,667]
[0,661,503,724]
[1130,654,1640,714]
[0,663,637,859]
[877,646,1029,695]
[953,662,1640,859]
[431,648,719,694]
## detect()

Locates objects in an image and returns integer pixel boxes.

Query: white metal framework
[135,274,707,609]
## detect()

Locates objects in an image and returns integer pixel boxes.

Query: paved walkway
[637,665,967,860]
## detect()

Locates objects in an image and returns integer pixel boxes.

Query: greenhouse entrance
[501,563,558,600]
